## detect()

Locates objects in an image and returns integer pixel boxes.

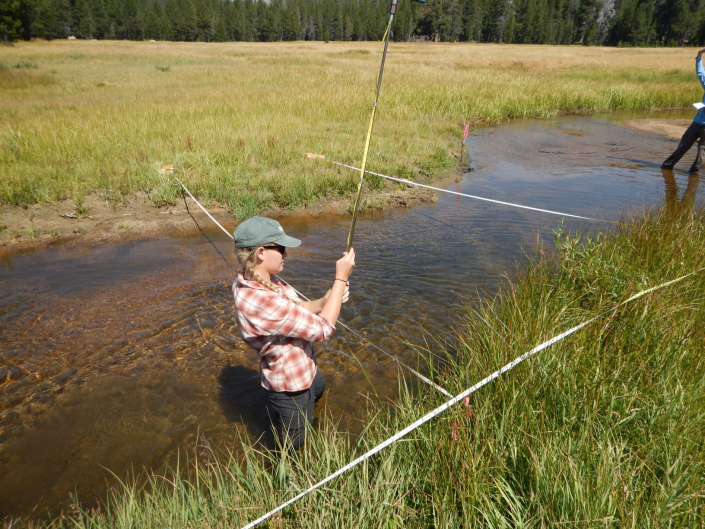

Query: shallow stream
[1,111,702,518]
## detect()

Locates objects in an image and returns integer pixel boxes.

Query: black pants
[266,370,326,450]
[662,122,705,172]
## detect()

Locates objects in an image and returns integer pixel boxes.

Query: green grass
[74,196,89,217]
[0,41,702,218]
[43,204,705,528]
[0,60,39,70]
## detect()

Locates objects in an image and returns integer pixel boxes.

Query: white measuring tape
[239,265,705,529]
[332,161,611,223]
[181,162,610,226]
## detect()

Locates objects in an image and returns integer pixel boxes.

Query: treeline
[2,0,704,46]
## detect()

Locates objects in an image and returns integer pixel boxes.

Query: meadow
[49,203,705,527]
[0,41,702,218]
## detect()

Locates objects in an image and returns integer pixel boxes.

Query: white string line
[280,283,451,398]
[332,161,611,223]
[174,177,451,397]
[175,177,234,240]
[275,279,451,398]
[239,266,705,529]
[331,320,452,398]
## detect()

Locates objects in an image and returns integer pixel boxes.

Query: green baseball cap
[233,217,301,248]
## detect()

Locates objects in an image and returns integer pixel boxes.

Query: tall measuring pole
[346,0,399,252]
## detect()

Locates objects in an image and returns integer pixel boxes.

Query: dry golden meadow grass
[0,41,700,216]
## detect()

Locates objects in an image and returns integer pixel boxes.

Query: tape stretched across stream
[332,162,614,224]
[175,174,704,528]
[239,266,705,529]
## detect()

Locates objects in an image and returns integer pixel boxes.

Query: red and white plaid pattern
[233,272,335,392]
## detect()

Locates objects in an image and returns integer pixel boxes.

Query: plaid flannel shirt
[232,272,335,392]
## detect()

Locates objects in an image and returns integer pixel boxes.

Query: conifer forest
[1,0,704,46]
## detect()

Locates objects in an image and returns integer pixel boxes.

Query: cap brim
[274,234,301,248]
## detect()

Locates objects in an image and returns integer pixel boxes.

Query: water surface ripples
[1,112,702,518]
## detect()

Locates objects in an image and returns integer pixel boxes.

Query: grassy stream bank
[1,42,702,219]
[41,205,705,528]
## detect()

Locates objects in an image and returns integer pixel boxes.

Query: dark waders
[266,370,326,450]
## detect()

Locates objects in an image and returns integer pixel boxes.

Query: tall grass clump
[0,41,701,213]
[48,204,705,528]
[394,205,705,526]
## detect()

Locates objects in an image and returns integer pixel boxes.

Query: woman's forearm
[319,281,346,326]
[318,248,356,326]
[301,297,326,314]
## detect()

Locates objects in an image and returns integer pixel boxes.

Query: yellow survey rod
[347,103,379,251]
[346,12,395,252]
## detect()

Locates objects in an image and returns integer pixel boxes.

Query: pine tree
[239,0,251,40]
[0,0,23,42]
[53,0,73,37]
[77,0,97,38]
[394,0,415,41]
[143,0,160,39]
[261,2,279,41]
[215,17,226,40]
[548,0,567,44]
[574,0,601,44]
[504,4,516,43]
[121,0,143,39]
[332,2,343,40]
[226,0,243,40]
[695,0,705,45]
[487,0,513,43]
[447,0,464,41]
[281,6,300,40]
[630,6,650,44]
[159,9,172,38]
[184,0,199,40]
[462,0,483,41]
[670,0,696,45]
[163,0,180,39]
[26,0,49,38]
[91,0,110,39]
[343,13,352,40]
[244,0,258,40]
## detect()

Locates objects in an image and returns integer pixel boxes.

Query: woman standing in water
[232,217,355,449]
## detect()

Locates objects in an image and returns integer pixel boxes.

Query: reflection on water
[662,169,700,215]
[1,113,704,519]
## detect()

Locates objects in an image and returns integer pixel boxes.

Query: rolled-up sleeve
[239,289,335,342]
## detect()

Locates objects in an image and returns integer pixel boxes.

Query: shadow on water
[2,111,705,520]
[217,364,274,447]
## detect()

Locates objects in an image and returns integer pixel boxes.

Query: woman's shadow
[217,364,275,447]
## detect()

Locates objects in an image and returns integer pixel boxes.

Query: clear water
[1,112,702,519]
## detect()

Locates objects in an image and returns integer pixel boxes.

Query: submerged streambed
[1,111,702,519]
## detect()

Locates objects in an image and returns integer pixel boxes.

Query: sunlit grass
[0,41,701,217]
[49,204,705,527]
